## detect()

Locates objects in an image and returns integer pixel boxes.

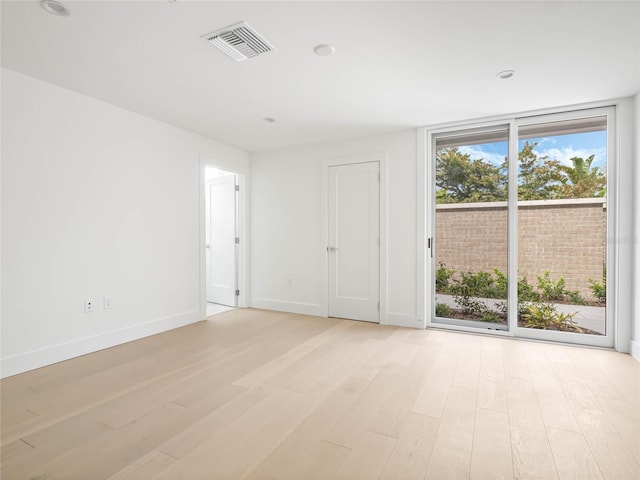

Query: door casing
[327,161,380,322]
[320,153,388,324]
[199,157,249,319]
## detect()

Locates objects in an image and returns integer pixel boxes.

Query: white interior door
[206,174,237,307]
[328,162,380,322]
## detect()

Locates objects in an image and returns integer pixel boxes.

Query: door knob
[327,246,339,252]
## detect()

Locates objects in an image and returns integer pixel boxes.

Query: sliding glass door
[428,107,614,347]
[514,113,611,344]
[432,125,510,331]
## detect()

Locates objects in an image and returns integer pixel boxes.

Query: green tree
[557,155,606,198]
[435,147,506,204]
[517,141,564,200]
[435,144,605,204]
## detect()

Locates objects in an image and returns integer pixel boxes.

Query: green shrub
[492,269,508,299]
[495,301,508,316]
[536,271,585,304]
[517,276,539,302]
[450,270,497,298]
[450,268,539,302]
[481,311,503,323]
[435,263,456,294]
[453,292,490,316]
[589,277,606,301]
[536,271,567,301]
[440,267,590,324]
[520,302,582,332]
[435,302,451,317]
[567,291,587,305]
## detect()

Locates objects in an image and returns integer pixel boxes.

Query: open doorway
[205,165,238,316]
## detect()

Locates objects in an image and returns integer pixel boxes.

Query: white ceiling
[2,1,639,152]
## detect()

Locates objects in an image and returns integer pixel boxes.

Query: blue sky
[458,131,607,171]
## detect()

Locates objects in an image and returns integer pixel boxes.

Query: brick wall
[435,198,606,299]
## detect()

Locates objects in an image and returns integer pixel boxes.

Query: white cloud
[458,145,507,166]
[533,146,607,169]
[454,143,606,171]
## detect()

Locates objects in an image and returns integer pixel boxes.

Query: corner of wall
[631,339,640,362]
[632,92,640,362]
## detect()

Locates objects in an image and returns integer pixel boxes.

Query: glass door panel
[433,127,510,330]
[516,116,607,337]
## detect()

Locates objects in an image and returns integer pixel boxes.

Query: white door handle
[327,246,339,252]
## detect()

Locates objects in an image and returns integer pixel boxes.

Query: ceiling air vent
[203,21,275,62]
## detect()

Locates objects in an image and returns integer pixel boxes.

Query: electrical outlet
[103,296,112,309]
[84,299,95,313]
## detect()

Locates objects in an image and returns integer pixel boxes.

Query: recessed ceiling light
[262,117,276,123]
[496,70,515,80]
[40,0,70,16]
[314,44,335,57]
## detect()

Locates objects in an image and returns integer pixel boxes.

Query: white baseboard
[384,312,424,329]
[1,310,202,378]
[250,298,323,317]
[631,339,640,362]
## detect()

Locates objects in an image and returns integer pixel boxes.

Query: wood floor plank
[0,438,36,467]
[323,363,409,448]
[0,404,39,435]
[250,439,351,480]
[509,416,559,480]
[348,337,415,383]
[245,377,367,479]
[479,336,506,372]
[379,412,440,480]
[598,396,640,464]
[546,427,604,480]
[157,385,268,460]
[366,347,433,439]
[1,309,638,480]
[155,384,334,479]
[19,402,188,480]
[232,319,351,389]
[333,429,397,480]
[506,375,558,480]
[559,376,640,480]
[412,342,456,418]
[314,337,384,387]
[452,337,482,390]
[477,368,508,413]
[502,341,531,381]
[2,412,114,479]
[107,450,176,480]
[471,408,514,480]
[530,372,580,433]
[425,385,477,480]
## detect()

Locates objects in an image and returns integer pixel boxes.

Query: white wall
[632,92,640,361]
[1,68,249,377]
[250,130,418,327]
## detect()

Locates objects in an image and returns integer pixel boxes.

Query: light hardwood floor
[1,309,638,479]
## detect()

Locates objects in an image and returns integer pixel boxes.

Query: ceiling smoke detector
[314,44,335,57]
[496,70,515,79]
[203,22,275,62]
[40,0,70,16]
